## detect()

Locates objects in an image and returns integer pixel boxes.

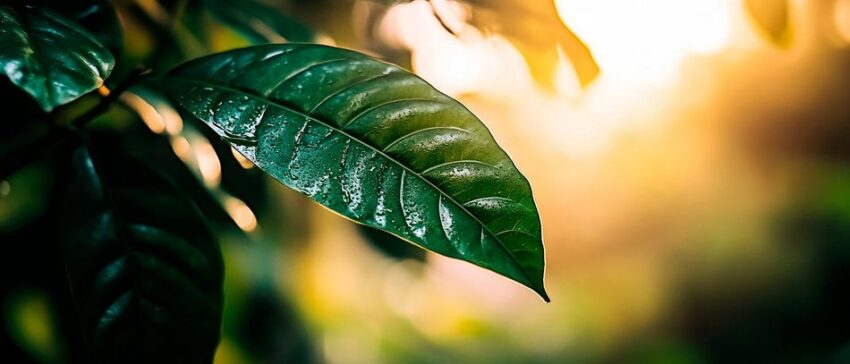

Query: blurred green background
[3,0,850,363]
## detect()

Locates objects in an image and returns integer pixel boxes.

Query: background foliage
[3,0,850,363]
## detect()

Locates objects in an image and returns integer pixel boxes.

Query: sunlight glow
[171,136,193,163]
[378,0,740,159]
[379,0,531,96]
[555,0,733,85]
[224,196,258,232]
[231,147,255,169]
[835,0,850,44]
[161,106,184,135]
[193,139,222,187]
[121,92,165,134]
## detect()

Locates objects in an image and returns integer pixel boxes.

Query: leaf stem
[0,68,151,181]
[72,67,152,128]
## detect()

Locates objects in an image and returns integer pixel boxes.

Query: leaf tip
[535,285,551,303]
[524,277,549,302]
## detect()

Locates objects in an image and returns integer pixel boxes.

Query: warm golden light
[193,139,222,187]
[223,195,258,232]
[121,92,166,134]
[835,0,850,44]
[160,105,184,135]
[555,0,733,85]
[378,0,531,96]
[231,147,255,169]
[96,85,110,97]
[170,136,193,163]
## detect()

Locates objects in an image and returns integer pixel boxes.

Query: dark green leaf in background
[67,0,124,55]
[60,138,223,363]
[207,0,314,44]
[4,0,122,53]
[161,44,548,301]
[117,107,243,233]
[0,5,115,111]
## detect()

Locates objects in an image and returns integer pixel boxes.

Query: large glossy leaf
[206,0,314,43]
[60,138,223,363]
[0,5,114,112]
[161,44,548,300]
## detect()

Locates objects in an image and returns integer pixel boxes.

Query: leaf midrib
[169,76,536,287]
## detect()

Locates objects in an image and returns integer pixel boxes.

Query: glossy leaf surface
[0,6,114,112]
[162,44,548,300]
[61,138,223,363]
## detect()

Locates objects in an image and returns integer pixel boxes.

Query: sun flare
[555,0,734,85]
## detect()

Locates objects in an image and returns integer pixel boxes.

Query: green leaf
[0,6,115,112]
[161,44,548,301]
[206,0,314,43]
[60,137,223,362]
[5,0,123,54]
[67,1,124,54]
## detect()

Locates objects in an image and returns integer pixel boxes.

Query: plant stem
[73,67,152,128]
[0,67,151,181]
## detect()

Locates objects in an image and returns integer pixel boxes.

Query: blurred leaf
[0,5,115,111]
[70,1,123,53]
[60,137,223,363]
[744,0,790,46]
[119,0,209,71]
[206,0,314,43]
[0,216,71,363]
[0,162,52,234]
[234,290,318,363]
[4,290,62,363]
[161,44,549,301]
[125,85,271,228]
[6,0,122,54]
[117,107,242,233]
[465,0,599,90]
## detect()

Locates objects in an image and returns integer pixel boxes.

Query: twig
[0,67,151,181]
[73,67,152,128]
